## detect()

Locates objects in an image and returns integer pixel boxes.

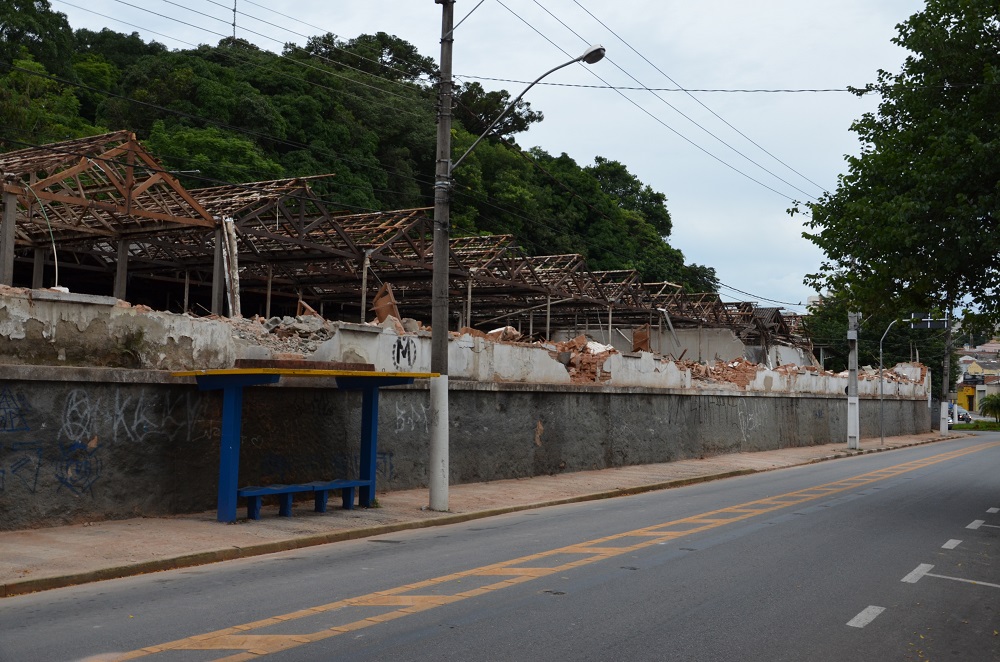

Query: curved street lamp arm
[450,45,605,174]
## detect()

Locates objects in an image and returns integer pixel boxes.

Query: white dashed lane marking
[967,520,985,529]
[901,564,1000,589]
[847,606,886,628]
[902,564,934,584]
[942,539,962,550]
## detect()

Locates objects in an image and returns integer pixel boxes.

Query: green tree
[0,56,103,149]
[144,120,283,186]
[0,0,75,78]
[586,156,672,237]
[296,32,435,84]
[978,393,1000,422]
[73,28,167,72]
[795,0,1000,399]
[453,81,543,140]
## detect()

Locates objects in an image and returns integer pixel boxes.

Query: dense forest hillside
[0,0,717,292]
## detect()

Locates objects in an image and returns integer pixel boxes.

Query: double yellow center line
[119,441,999,661]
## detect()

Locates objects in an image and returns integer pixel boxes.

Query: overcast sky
[54,0,927,314]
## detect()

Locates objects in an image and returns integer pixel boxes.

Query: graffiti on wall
[2,442,44,493]
[391,336,417,371]
[0,385,30,432]
[395,401,428,433]
[0,385,210,495]
[737,398,767,449]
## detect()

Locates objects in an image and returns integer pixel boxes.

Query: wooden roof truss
[0,136,804,347]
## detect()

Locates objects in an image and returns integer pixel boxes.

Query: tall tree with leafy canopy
[0,0,75,78]
[296,32,436,84]
[453,81,544,140]
[796,0,1000,402]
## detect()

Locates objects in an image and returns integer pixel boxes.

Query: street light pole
[879,319,898,445]
[429,0,605,511]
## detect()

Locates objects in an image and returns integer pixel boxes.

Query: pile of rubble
[680,357,761,389]
[225,312,340,359]
[453,326,616,384]
[546,335,616,384]
[210,310,929,390]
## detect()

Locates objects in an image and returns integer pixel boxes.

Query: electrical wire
[4,63,434,194]
[493,0,801,205]
[79,0,435,109]
[570,0,827,194]
[455,76,857,93]
[530,0,819,201]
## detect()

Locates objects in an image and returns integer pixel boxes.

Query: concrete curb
[0,434,963,598]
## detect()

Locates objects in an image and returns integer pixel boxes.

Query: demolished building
[0,132,813,368]
[0,134,932,529]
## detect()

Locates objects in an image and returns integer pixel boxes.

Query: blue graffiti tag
[0,386,29,432]
[55,440,102,496]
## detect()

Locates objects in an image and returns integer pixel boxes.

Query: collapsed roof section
[0,134,808,351]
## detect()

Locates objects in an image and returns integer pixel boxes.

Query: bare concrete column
[546,295,551,341]
[360,252,370,323]
[32,247,47,289]
[465,279,473,329]
[114,237,130,300]
[211,226,224,315]
[1,191,17,285]
[265,265,272,319]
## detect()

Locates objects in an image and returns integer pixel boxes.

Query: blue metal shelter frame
[172,369,433,523]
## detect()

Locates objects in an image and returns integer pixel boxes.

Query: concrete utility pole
[428,0,455,512]
[847,312,860,450]
[939,310,953,434]
[429,0,605,512]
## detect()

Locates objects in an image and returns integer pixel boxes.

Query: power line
[570,0,827,194]
[716,282,804,308]
[493,0,802,206]
[70,0,435,110]
[526,0,818,202]
[456,76,857,93]
[3,64,434,207]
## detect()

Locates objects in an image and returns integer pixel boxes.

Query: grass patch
[952,420,1000,431]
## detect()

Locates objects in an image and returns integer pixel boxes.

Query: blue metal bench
[238,479,370,519]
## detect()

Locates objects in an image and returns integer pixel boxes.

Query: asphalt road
[2,435,999,662]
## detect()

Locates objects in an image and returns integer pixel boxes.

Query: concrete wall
[0,288,235,370]
[0,366,931,530]
[555,325,751,364]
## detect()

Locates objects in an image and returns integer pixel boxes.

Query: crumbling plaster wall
[555,326,749,363]
[0,289,234,370]
[554,325,815,368]
[311,324,571,383]
[0,368,931,530]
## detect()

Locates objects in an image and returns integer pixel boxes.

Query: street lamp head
[579,44,606,65]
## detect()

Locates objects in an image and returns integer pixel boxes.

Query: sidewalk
[0,432,962,598]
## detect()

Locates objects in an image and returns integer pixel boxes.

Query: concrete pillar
[114,237,129,300]
[211,226,224,315]
[1,191,17,285]
[32,247,47,289]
